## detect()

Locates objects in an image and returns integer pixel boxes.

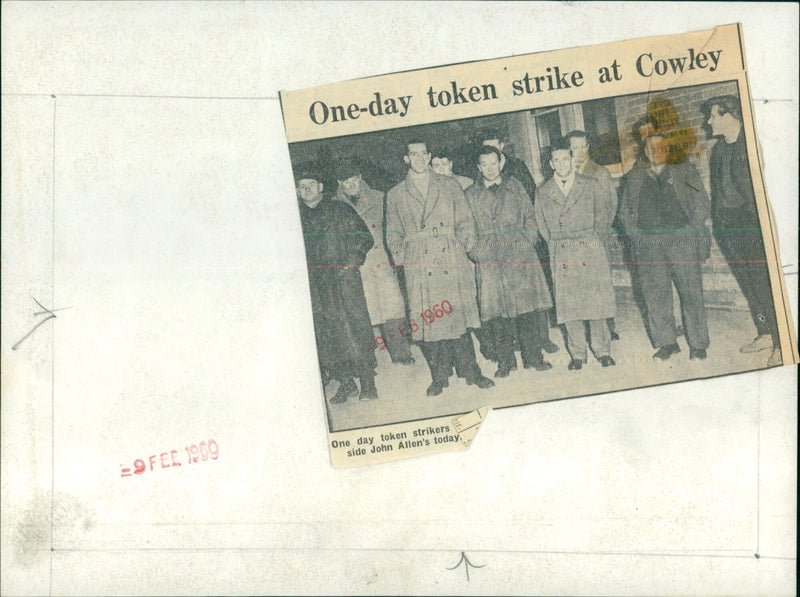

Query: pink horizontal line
[308,259,772,269]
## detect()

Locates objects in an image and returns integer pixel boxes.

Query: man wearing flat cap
[296,162,379,403]
[335,157,415,366]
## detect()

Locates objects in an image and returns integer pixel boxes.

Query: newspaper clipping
[279,24,798,467]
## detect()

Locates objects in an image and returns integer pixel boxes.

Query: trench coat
[386,170,481,342]
[335,182,406,325]
[535,174,616,323]
[300,197,377,376]
[465,177,552,322]
[579,159,618,227]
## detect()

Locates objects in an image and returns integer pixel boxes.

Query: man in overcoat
[297,163,379,403]
[431,146,474,191]
[702,95,781,367]
[334,157,415,366]
[535,138,617,370]
[566,129,620,340]
[466,145,554,376]
[619,133,711,361]
[480,128,559,355]
[386,141,494,396]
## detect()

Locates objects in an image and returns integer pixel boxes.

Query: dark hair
[335,156,361,181]
[405,139,428,154]
[701,95,742,122]
[549,136,571,154]
[478,128,504,143]
[632,115,657,149]
[564,130,588,143]
[475,144,503,163]
[430,145,455,160]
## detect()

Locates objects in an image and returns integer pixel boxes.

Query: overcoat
[386,171,481,342]
[465,176,552,322]
[619,160,711,256]
[300,197,377,376]
[580,159,618,227]
[335,182,406,325]
[535,174,616,323]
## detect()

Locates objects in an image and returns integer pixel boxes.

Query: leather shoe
[610,330,620,341]
[598,355,616,367]
[524,359,552,371]
[567,359,584,371]
[689,348,707,360]
[426,380,448,396]
[740,334,773,353]
[466,374,495,389]
[393,356,416,365]
[494,366,512,378]
[653,344,681,361]
[542,339,559,353]
[330,378,358,404]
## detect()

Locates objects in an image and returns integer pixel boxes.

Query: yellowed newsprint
[280,24,797,467]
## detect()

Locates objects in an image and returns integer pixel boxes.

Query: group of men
[297,94,781,404]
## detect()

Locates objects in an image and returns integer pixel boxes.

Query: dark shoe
[689,348,707,360]
[466,374,495,389]
[610,330,620,341]
[358,376,378,400]
[567,359,584,371]
[494,366,512,378]
[542,339,559,354]
[426,380,448,396]
[653,344,681,361]
[392,356,416,365]
[330,378,358,404]
[599,355,616,367]
[524,359,553,371]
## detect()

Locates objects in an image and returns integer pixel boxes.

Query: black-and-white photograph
[290,81,788,434]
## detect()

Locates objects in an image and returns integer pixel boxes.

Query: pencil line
[49,95,57,597]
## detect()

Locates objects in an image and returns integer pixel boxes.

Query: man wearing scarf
[465,145,554,377]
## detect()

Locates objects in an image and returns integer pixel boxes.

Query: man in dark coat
[619,134,711,361]
[466,145,553,377]
[386,141,494,396]
[480,128,559,355]
[297,163,379,403]
[702,95,781,367]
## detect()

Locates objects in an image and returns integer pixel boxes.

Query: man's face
[644,136,667,167]
[297,179,323,205]
[477,152,502,183]
[569,136,589,167]
[431,157,453,176]
[550,149,572,179]
[404,143,431,174]
[482,138,504,152]
[339,174,361,197]
[707,105,732,137]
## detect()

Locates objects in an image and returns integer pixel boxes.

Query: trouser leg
[636,238,677,348]
[419,340,451,384]
[517,311,544,365]
[451,333,482,380]
[564,320,588,361]
[588,318,611,358]
[486,317,516,369]
[667,241,710,350]
[534,309,550,342]
[379,319,413,361]
[718,227,778,341]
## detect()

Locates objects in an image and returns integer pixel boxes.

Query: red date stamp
[119,439,219,477]
[376,300,454,349]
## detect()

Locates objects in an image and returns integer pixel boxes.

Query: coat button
[444,271,448,274]
[428,272,432,276]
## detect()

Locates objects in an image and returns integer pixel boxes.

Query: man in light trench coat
[566,129,620,341]
[535,137,617,370]
[334,157,415,366]
[465,145,554,377]
[386,141,495,396]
